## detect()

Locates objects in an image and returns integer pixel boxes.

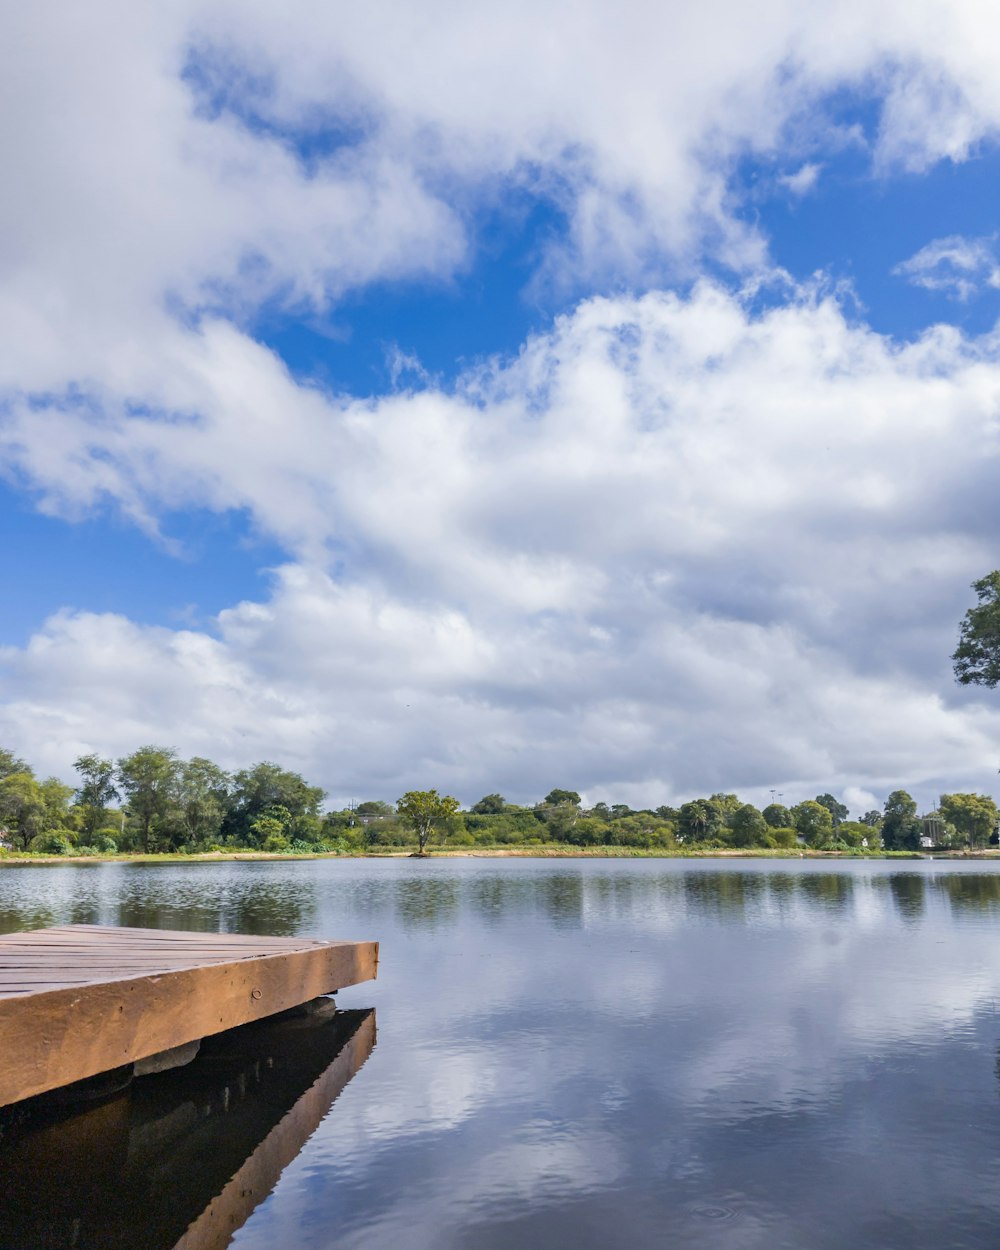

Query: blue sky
[4,1,1000,812]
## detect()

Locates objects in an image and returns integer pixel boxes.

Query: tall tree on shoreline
[815,794,849,826]
[882,790,921,851]
[939,793,999,849]
[954,572,1000,687]
[117,746,179,852]
[177,757,231,846]
[0,773,46,850]
[225,761,324,844]
[397,790,460,856]
[74,754,119,840]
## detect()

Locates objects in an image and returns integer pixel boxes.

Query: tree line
[1,747,991,855]
[350,787,999,853]
[0,747,326,854]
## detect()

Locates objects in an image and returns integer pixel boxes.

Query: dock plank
[0,925,378,1105]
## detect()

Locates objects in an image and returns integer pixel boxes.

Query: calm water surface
[5,857,1000,1249]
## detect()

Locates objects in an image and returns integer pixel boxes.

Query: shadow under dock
[0,1003,377,1250]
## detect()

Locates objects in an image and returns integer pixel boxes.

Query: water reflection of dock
[0,1005,376,1250]
[0,924,378,1104]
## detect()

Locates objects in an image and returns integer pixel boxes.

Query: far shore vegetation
[0,745,997,862]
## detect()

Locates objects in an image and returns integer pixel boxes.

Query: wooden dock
[0,924,378,1106]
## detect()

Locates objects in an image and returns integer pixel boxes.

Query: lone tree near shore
[397,789,460,856]
[954,572,1000,687]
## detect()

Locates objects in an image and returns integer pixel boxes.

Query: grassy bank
[0,845,950,866]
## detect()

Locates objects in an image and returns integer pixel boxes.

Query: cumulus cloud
[6,3,1000,808]
[4,2,1000,405]
[894,234,1000,300]
[3,285,1000,808]
[5,0,1000,369]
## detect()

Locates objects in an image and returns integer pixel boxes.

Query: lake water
[5,857,1000,1248]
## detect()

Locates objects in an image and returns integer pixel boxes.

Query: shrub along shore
[0,745,996,859]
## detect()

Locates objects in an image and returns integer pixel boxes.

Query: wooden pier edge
[0,926,379,1106]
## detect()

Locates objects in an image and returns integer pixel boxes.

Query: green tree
[397,790,460,855]
[678,799,722,842]
[709,793,742,826]
[729,803,768,847]
[605,813,675,849]
[860,810,883,828]
[954,572,1000,686]
[471,794,506,814]
[39,777,75,836]
[226,762,324,844]
[545,805,580,840]
[762,803,791,828]
[177,756,230,846]
[117,746,180,852]
[792,800,834,846]
[0,749,30,781]
[815,794,849,826]
[356,800,393,817]
[0,773,47,850]
[939,792,1000,849]
[561,815,605,846]
[74,754,119,840]
[250,814,289,850]
[543,789,581,807]
[837,820,880,849]
[882,790,921,851]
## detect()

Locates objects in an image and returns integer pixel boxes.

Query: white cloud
[5,0,1000,371]
[894,234,1000,300]
[3,285,1000,809]
[7,4,1000,808]
[777,162,823,196]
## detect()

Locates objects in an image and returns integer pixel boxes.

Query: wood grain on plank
[0,925,378,1105]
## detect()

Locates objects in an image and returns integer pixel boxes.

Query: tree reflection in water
[538,874,584,928]
[113,868,318,936]
[681,870,766,921]
[0,904,56,935]
[936,873,1000,914]
[395,876,460,930]
[886,873,927,922]
[796,872,854,914]
[387,865,875,929]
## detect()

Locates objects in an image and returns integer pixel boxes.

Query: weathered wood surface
[0,924,378,1105]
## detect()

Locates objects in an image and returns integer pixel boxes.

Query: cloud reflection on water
[4,859,1000,1249]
